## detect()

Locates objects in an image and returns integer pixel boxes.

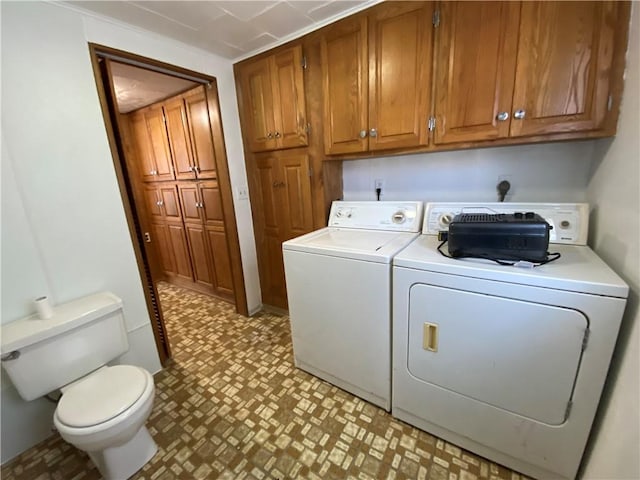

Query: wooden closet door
[164,97,195,180]
[279,153,314,241]
[253,155,287,308]
[178,184,202,223]
[167,223,193,282]
[183,223,214,290]
[368,2,433,150]
[143,105,174,181]
[510,2,617,137]
[321,16,369,155]
[144,185,162,221]
[271,46,308,149]
[433,2,520,144]
[184,87,218,179]
[150,222,176,277]
[238,58,278,152]
[200,182,234,296]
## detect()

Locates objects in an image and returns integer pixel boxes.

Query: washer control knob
[525,211,535,219]
[514,212,523,219]
[392,211,406,224]
[439,213,454,226]
[560,220,571,229]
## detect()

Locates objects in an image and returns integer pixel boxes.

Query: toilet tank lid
[1,292,123,353]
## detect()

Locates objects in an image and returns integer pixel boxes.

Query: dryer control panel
[328,201,424,232]
[424,203,588,245]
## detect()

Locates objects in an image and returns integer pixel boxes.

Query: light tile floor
[1,283,530,480]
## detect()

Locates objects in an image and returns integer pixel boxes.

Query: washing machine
[283,201,423,411]
[392,202,628,480]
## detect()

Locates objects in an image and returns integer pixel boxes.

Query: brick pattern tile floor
[1,283,530,480]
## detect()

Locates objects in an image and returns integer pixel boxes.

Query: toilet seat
[56,365,148,428]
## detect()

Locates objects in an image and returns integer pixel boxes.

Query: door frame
[88,43,249,365]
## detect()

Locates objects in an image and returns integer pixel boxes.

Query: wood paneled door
[251,152,313,309]
[321,2,433,154]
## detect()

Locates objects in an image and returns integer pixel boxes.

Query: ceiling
[65,1,375,60]
[109,62,198,113]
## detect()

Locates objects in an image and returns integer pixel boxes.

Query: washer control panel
[424,202,589,245]
[328,201,424,232]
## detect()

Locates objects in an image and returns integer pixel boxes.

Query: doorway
[88,44,248,365]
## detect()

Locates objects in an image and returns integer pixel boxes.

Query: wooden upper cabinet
[322,2,433,155]
[130,106,174,182]
[434,1,622,144]
[142,105,174,181]
[183,87,218,179]
[237,45,308,152]
[321,16,368,155]
[368,2,433,150]
[510,2,618,137]
[164,97,195,180]
[433,2,520,144]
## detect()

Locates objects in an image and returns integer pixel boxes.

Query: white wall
[582,5,640,479]
[0,0,258,463]
[343,140,596,203]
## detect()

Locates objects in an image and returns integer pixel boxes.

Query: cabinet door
[368,2,433,150]
[143,105,174,181]
[433,2,520,144]
[510,2,617,137]
[184,87,218,179]
[144,185,163,221]
[164,97,195,180]
[271,46,308,149]
[130,111,157,182]
[254,155,287,308]
[279,154,314,240]
[159,184,181,221]
[200,181,234,296]
[321,16,369,155]
[206,227,234,296]
[238,58,278,152]
[184,223,214,291]
[178,184,202,223]
[150,222,176,277]
[167,222,193,282]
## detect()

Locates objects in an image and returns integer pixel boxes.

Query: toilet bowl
[53,365,157,480]
[0,292,159,479]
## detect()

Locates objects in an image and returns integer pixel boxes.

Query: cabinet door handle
[194,165,200,174]
[274,131,281,138]
[359,129,368,139]
[369,128,378,138]
[496,111,510,121]
[272,181,285,188]
[267,132,274,139]
[158,201,163,206]
[188,165,194,172]
[513,109,526,120]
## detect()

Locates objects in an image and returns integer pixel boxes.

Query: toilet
[0,292,158,480]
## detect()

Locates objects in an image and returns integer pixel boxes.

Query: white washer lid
[57,366,148,428]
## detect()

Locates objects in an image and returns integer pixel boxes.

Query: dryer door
[407,284,587,425]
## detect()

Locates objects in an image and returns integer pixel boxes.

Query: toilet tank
[0,292,129,401]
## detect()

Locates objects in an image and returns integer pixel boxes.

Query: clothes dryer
[392,202,628,479]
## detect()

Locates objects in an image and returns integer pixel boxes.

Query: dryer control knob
[392,211,406,224]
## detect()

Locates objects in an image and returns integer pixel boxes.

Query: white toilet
[0,292,158,480]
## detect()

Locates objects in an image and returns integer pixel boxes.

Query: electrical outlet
[374,179,385,190]
[236,186,249,201]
